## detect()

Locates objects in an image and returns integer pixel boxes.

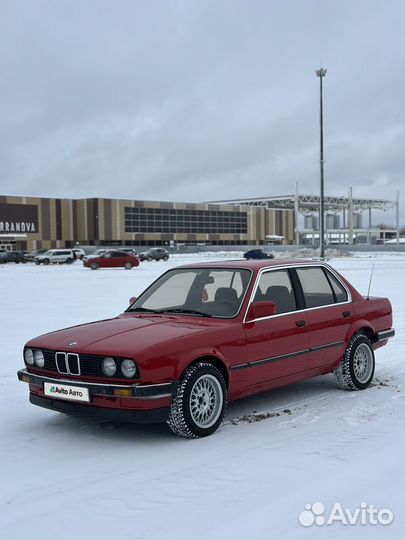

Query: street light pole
[316,67,327,258]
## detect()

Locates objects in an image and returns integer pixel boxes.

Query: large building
[0,195,295,251]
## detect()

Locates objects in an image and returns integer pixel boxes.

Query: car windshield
[128,268,252,318]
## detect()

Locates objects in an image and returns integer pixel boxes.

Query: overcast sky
[0,0,403,224]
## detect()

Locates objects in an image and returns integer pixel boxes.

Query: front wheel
[167,363,227,438]
[66,258,73,264]
[334,333,375,391]
[124,262,132,270]
[43,258,50,265]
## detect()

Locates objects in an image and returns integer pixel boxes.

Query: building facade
[0,195,295,251]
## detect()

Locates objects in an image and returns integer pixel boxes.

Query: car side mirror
[129,296,137,305]
[246,301,276,321]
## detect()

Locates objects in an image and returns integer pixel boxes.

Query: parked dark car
[0,251,27,263]
[243,249,274,260]
[139,248,169,261]
[83,250,140,270]
[24,249,48,262]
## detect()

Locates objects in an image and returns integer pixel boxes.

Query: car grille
[40,349,127,378]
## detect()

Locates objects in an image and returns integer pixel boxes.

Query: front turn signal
[113,388,133,397]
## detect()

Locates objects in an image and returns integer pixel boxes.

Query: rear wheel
[90,263,99,270]
[124,262,133,270]
[147,256,153,262]
[335,333,375,390]
[167,363,227,438]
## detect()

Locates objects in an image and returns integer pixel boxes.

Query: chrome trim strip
[230,363,249,370]
[136,382,175,389]
[249,348,308,367]
[229,340,344,371]
[310,340,344,352]
[243,262,352,324]
[19,369,133,388]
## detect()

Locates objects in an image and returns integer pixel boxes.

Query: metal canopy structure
[211,194,396,215]
[209,191,400,245]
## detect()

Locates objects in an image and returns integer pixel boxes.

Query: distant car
[24,249,48,262]
[139,248,169,261]
[243,249,274,260]
[0,250,27,263]
[72,248,86,260]
[35,249,75,265]
[83,250,140,270]
[18,259,395,438]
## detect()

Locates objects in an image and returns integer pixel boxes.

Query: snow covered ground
[1,253,404,540]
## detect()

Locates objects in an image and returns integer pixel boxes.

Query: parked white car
[72,248,86,260]
[34,249,75,265]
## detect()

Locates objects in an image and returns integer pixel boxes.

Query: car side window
[325,270,348,303]
[253,270,296,314]
[296,267,335,308]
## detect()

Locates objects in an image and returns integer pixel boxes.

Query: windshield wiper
[129,307,161,314]
[160,308,212,318]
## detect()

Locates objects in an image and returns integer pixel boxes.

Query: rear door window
[296,267,335,308]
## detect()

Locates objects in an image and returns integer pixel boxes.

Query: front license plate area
[43,382,90,403]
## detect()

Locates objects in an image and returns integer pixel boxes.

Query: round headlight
[121,359,137,378]
[102,357,116,376]
[34,350,45,368]
[24,349,34,365]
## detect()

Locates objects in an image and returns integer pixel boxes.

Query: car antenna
[366,264,375,300]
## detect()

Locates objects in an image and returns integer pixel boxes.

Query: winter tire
[167,362,227,438]
[90,263,99,270]
[334,333,375,391]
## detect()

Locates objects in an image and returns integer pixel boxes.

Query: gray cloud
[0,0,403,224]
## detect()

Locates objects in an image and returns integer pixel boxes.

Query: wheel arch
[346,320,376,344]
[184,355,229,387]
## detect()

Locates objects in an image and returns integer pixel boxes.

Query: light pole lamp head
[316,68,327,77]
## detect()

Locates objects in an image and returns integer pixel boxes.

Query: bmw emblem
[68,341,78,348]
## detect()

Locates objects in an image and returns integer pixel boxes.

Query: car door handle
[295,320,306,327]
[342,311,352,318]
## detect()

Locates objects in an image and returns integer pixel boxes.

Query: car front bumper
[17,369,178,399]
[17,369,177,423]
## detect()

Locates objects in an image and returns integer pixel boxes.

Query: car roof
[175,258,326,270]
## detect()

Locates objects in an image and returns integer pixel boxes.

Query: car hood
[26,314,214,356]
